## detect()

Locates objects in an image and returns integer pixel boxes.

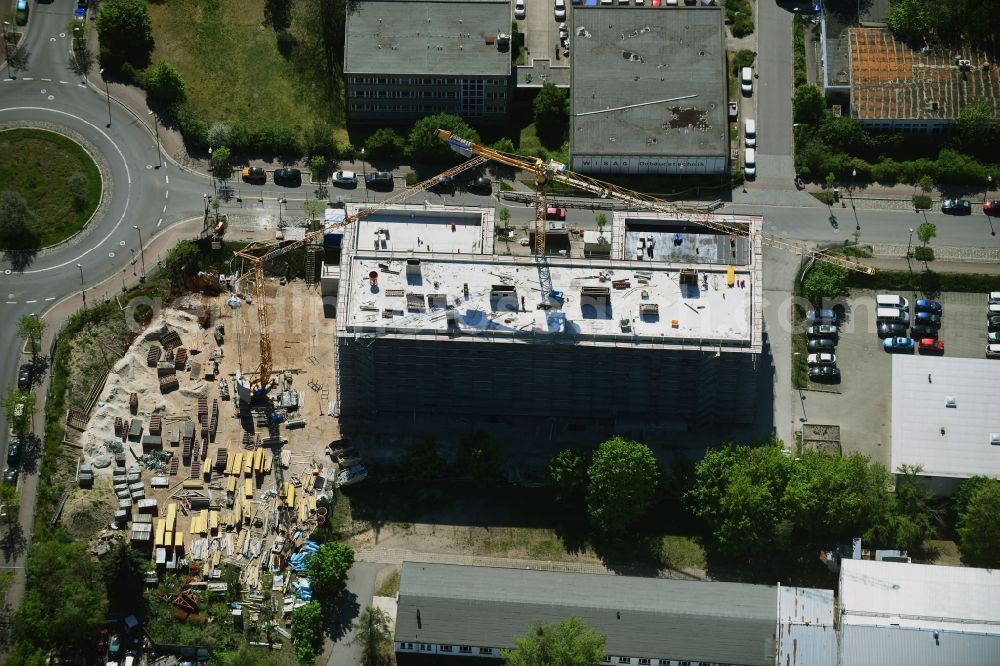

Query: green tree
[309,155,330,182]
[817,116,866,152]
[0,484,21,530]
[291,600,323,662]
[211,146,233,182]
[163,239,201,288]
[492,137,516,153]
[0,189,39,252]
[916,174,934,193]
[405,113,481,163]
[144,61,186,108]
[96,0,154,71]
[802,261,850,305]
[891,465,937,552]
[16,315,45,361]
[549,448,587,505]
[101,542,147,615]
[5,642,47,666]
[498,207,511,236]
[207,121,231,148]
[5,391,34,435]
[596,213,607,234]
[532,82,570,148]
[586,437,660,533]
[886,0,931,44]
[363,128,406,161]
[955,476,1000,568]
[792,84,826,125]
[916,221,936,246]
[502,616,606,666]
[264,0,293,30]
[307,542,355,595]
[400,438,446,481]
[350,606,393,666]
[825,172,836,191]
[456,431,502,487]
[302,199,325,230]
[955,100,997,150]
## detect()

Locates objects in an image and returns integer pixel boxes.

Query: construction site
[65,276,344,640]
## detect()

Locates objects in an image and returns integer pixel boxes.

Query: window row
[349,103,506,114]
[349,90,506,100]
[348,76,507,86]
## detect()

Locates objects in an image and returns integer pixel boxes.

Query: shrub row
[848,269,1000,294]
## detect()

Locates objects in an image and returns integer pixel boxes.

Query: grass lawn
[148,0,345,136]
[0,128,102,247]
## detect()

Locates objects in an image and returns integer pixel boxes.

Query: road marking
[41,78,51,82]
[157,218,163,227]
[59,80,68,84]
[0,107,135,274]
[45,297,55,301]
[164,190,168,199]
[5,301,16,305]
[165,175,169,185]
[162,204,167,213]
[25,300,36,304]
[23,77,33,81]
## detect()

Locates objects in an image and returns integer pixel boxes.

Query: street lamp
[121,268,127,293]
[793,353,807,422]
[77,263,87,308]
[852,168,860,230]
[906,227,914,259]
[987,175,993,204]
[361,147,369,203]
[133,225,146,282]
[148,110,162,169]
[2,22,13,80]
[99,68,112,127]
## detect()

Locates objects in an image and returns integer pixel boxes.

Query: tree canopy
[885,0,932,45]
[916,221,937,246]
[363,128,406,162]
[532,82,570,149]
[350,606,394,666]
[5,390,35,435]
[803,261,850,306]
[16,315,45,358]
[503,616,606,666]
[955,476,1000,568]
[405,114,481,163]
[792,84,826,125]
[549,448,587,505]
[586,437,660,533]
[0,190,39,253]
[96,0,154,71]
[211,147,233,181]
[291,600,323,662]
[400,438,446,481]
[144,61,186,109]
[307,542,355,595]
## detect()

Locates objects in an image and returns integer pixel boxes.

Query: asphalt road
[325,562,384,666]
[754,0,796,184]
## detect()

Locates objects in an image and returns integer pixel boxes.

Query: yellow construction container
[154,518,165,548]
[254,448,265,474]
[224,450,237,475]
[243,451,253,477]
[227,475,238,494]
[166,502,177,533]
[244,478,253,499]
[174,531,185,548]
[263,451,273,474]
[286,482,295,509]
[182,479,203,490]
[232,451,243,475]
[209,510,219,533]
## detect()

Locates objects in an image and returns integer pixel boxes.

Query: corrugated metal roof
[890,355,1000,480]
[840,559,1000,633]
[396,562,778,664]
[776,585,835,666]
[841,624,1000,666]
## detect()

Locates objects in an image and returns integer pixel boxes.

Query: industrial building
[394,561,834,665]
[326,204,763,428]
[890,355,1000,495]
[343,0,512,122]
[838,559,1000,666]
[568,6,730,175]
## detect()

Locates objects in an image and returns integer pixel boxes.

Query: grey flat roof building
[344,0,513,77]
[395,562,780,664]
[569,7,729,175]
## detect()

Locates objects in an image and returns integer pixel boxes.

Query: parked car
[809,365,840,382]
[805,309,837,323]
[910,324,938,338]
[990,291,1000,305]
[984,201,1000,217]
[6,436,20,466]
[326,440,354,459]
[988,331,1000,344]
[807,352,836,365]
[805,324,838,338]
[15,0,28,25]
[514,0,526,18]
[806,338,836,352]
[332,170,357,186]
[941,198,971,215]
[465,176,493,193]
[242,166,266,183]
[740,66,753,95]
[554,0,566,19]
[878,322,908,339]
[989,315,1000,331]
[914,312,941,326]
[2,468,17,485]
[337,464,368,487]
[365,171,394,189]
[337,453,363,468]
[918,338,944,354]
[987,344,1000,359]
[273,167,301,185]
[17,363,32,390]
[883,337,915,353]
[915,299,942,314]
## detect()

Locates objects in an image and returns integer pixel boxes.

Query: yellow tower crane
[231,156,486,402]
[434,129,875,275]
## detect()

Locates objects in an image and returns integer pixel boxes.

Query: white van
[987,344,1000,359]
[744,118,756,148]
[988,291,1000,304]
[988,303,1000,317]
[876,294,908,309]
[744,148,756,178]
[877,307,909,323]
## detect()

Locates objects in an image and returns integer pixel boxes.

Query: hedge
[848,269,1000,294]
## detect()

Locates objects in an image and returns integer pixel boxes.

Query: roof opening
[945,396,956,408]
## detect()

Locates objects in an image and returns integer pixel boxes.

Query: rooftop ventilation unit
[991,433,1000,446]
[945,396,957,408]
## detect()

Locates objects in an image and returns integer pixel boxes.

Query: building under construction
[326,204,763,429]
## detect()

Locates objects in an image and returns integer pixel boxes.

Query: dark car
[805,324,838,338]
[805,309,837,323]
[3,468,17,486]
[273,168,301,185]
[242,166,267,183]
[365,171,394,189]
[915,299,942,314]
[989,315,1000,331]
[914,312,941,326]
[941,198,972,215]
[878,322,907,339]
[809,365,840,382]
[17,363,32,390]
[910,323,938,338]
[807,338,836,352]
[6,436,20,466]
[883,337,915,353]
[464,176,493,194]
[984,200,1000,217]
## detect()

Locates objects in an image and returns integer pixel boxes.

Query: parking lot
[800,289,995,467]
[520,0,569,66]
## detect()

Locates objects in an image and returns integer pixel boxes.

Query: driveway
[753,0,795,184]
[325,562,386,666]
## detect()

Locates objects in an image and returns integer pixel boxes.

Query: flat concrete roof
[890,355,1000,480]
[569,6,728,158]
[343,204,496,255]
[344,0,513,76]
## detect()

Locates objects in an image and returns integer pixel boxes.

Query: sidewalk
[866,256,1000,274]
